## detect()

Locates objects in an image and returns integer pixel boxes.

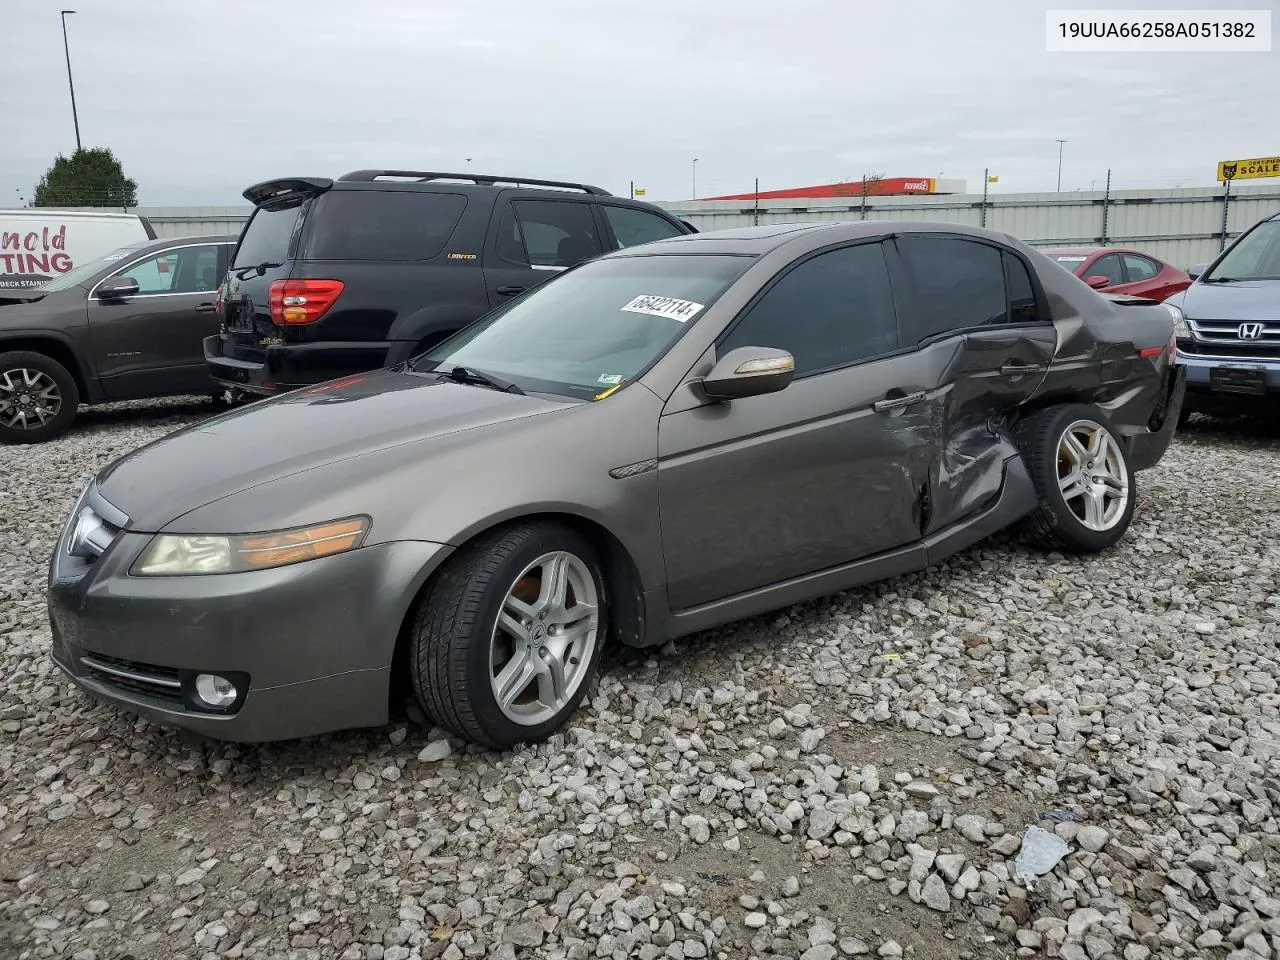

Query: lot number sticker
[621,295,705,323]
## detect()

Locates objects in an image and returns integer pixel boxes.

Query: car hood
[1176,279,1280,320]
[96,368,575,531]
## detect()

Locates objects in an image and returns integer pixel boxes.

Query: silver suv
[1167,211,1280,422]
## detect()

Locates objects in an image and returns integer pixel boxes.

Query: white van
[0,209,156,290]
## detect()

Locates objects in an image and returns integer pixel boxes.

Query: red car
[1039,246,1192,302]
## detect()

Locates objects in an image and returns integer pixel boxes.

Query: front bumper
[204,335,393,396]
[1175,348,1280,399]
[48,505,451,742]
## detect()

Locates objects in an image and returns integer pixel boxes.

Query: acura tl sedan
[48,221,1185,749]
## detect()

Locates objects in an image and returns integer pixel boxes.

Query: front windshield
[1206,220,1280,281]
[417,253,755,399]
[40,242,149,292]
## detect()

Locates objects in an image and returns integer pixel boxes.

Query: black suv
[205,169,696,396]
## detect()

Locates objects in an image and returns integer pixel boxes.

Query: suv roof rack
[337,169,612,196]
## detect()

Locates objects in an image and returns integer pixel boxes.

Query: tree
[33,147,138,208]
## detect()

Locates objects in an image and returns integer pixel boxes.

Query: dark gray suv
[0,234,236,443]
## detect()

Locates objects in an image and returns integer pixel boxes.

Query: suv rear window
[233,203,302,268]
[302,191,467,261]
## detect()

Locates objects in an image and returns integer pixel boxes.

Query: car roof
[604,219,1034,258]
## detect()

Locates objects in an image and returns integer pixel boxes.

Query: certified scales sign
[1216,156,1280,181]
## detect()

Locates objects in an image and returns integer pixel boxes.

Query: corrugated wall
[122,184,1280,270]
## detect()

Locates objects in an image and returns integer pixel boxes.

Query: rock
[1187,844,1219,872]
[1076,826,1110,853]
[84,900,110,915]
[954,814,986,843]
[799,728,825,752]
[781,876,801,897]
[503,922,543,947]
[877,941,903,957]
[417,740,452,763]
[802,948,838,960]
[809,808,839,840]
[1068,908,1105,938]
[935,853,966,883]
[744,913,768,929]
[682,814,711,844]
[840,939,871,956]
[905,782,939,800]
[921,875,950,912]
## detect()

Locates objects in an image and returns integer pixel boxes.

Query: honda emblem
[1238,322,1264,340]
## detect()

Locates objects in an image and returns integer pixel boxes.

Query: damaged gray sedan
[48,221,1185,748]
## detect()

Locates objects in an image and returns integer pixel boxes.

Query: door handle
[873,390,926,413]
[1000,363,1042,376]
[496,285,525,296]
[195,303,216,313]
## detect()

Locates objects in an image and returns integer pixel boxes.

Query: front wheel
[0,351,80,444]
[409,522,608,749]
[1016,404,1136,553]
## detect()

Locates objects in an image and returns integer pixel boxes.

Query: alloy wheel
[0,368,61,431]
[489,550,600,726]
[1056,419,1129,531]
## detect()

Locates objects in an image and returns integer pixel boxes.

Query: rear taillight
[268,279,344,325]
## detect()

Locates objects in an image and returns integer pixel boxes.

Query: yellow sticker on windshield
[594,382,624,400]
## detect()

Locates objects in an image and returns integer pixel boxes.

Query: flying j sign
[1217,156,1280,181]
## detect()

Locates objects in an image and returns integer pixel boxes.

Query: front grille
[1179,339,1280,360]
[1187,319,1280,357]
[80,653,184,707]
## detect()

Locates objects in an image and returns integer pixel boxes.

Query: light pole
[60,10,81,152]
[1055,139,1066,192]
[692,158,698,200]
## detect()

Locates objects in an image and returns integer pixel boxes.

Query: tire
[0,351,79,444]
[409,522,608,749]
[1015,404,1136,554]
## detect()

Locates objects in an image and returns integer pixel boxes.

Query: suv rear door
[482,196,605,308]
[219,198,308,367]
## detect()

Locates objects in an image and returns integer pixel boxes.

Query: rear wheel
[1016,404,1135,553]
[0,351,79,444]
[409,522,607,749]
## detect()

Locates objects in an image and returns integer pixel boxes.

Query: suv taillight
[268,279,345,325]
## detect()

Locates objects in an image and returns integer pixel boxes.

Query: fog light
[194,673,238,709]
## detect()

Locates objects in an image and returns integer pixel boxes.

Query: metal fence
[86,182,1280,272]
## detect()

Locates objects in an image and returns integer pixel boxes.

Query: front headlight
[131,516,370,576]
[1165,302,1190,338]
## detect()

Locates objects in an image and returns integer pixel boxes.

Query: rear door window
[600,205,685,249]
[233,203,303,268]
[495,200,603,268]
[1122,254,1160,281]
[302,191,467,261]
[896,236,1009,342]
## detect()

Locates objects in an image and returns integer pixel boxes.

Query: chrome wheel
[489,550,599,726]
[0,368,61,431]
[1057,419,1129,532]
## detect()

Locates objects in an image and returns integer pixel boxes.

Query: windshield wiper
[232,260,282,279]
[436,364,525,395]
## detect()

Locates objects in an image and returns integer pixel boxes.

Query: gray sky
[2,0,1276,206]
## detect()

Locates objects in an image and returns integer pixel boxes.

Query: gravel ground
[2,401,1279,960]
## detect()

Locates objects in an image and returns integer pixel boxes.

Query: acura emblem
[1238,322,1264,340]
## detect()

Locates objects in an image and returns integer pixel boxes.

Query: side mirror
[98,276,140,299]
[1085,275,1110,289]
[1188,263,1208,280]
[700,346,795,401]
